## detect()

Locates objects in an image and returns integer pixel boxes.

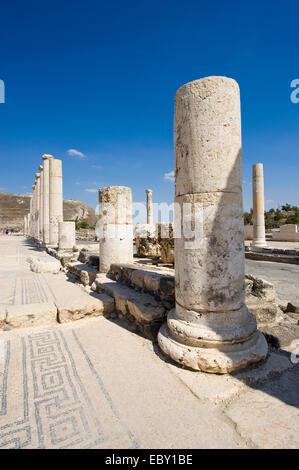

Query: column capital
[42,154,54,160]
[38,165,43,171]
[35,173,40,179]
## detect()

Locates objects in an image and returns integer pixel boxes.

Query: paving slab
[0,317,246,449]
[151,343,294,404]
[225,366,299,448]
[5,302,57,328]
[1,236,298,449]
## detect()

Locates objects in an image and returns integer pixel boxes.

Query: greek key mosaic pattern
[0,330,139,449]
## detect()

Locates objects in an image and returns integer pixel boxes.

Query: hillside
[0,192,97,231]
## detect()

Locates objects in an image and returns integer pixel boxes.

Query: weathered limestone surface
[252,163,267,247]
[49,158,63,246]
[225,366,299,448]
[42,154,53,244]
[135,224,160,258]
[146,189,153,224]
[6,302,57,328]
[109,263,281,326]
[158,76,268,373]
[57,292,114,323]
[68,261,98,286]
[38,165,44,241]
[92,273,166,340]
[0,236,299,449]
[245,274,282,324]
[109,263,175,309]
[58,221,76,250]
[35,173,40,240]
[244,224,253,240]
[157,222,174,264]
[98,186,133,272]
[272,224,299,242]
[30,256,61,274]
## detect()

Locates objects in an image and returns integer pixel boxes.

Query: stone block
[30,256,61,274]
[6,303,57,328]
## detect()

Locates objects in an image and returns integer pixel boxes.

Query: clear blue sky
[0,0,298,212]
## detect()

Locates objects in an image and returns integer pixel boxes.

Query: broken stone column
[42,154,53,244]
[38,165,44,241]
[158,76,268,374]
[98,186,133,272]
[35,173,41,240]
[252,163,267,248]
[49,158,63,246]
[58,221,76,250]
[146,189,153,224]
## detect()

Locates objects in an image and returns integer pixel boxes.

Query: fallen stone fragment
[245,274,282,324]
[30,256,61,274]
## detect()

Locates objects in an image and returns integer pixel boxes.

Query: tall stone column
[49,158,63,246]
[31,185,35,238]
[98,186,133,272]
[146,189,153,224]
[42,154,53,244]
[24,215,27,236]
[38,165,44,241]
[35,175,40,240]
[29,195,33,237]
[158,76,267,374]
[34,177,39,240]
[252,163,267,248]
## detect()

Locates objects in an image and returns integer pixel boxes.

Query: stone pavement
[246,259,299,306]
[0,236,298,449]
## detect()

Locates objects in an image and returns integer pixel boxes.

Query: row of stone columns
[96,76,267,373]
[24,76,268,374]
[24,155,75,250]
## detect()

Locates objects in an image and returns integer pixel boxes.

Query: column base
[158,309,268,374]
[251,239,267,248]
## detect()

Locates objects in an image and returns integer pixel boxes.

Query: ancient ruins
[1,75,299,449]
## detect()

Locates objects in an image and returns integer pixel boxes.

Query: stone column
[58,221,76,250]
[146,189,153,224]
[31,185,35,238]
[252,163,267,248]
[49,158,63,246]
[24,215,27,236]
[98,186,133,272]
[158,76,267,374]
[42,154,54,244]
[29,195,33,237]
[35,174,40,240]
[38,165,44,242]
